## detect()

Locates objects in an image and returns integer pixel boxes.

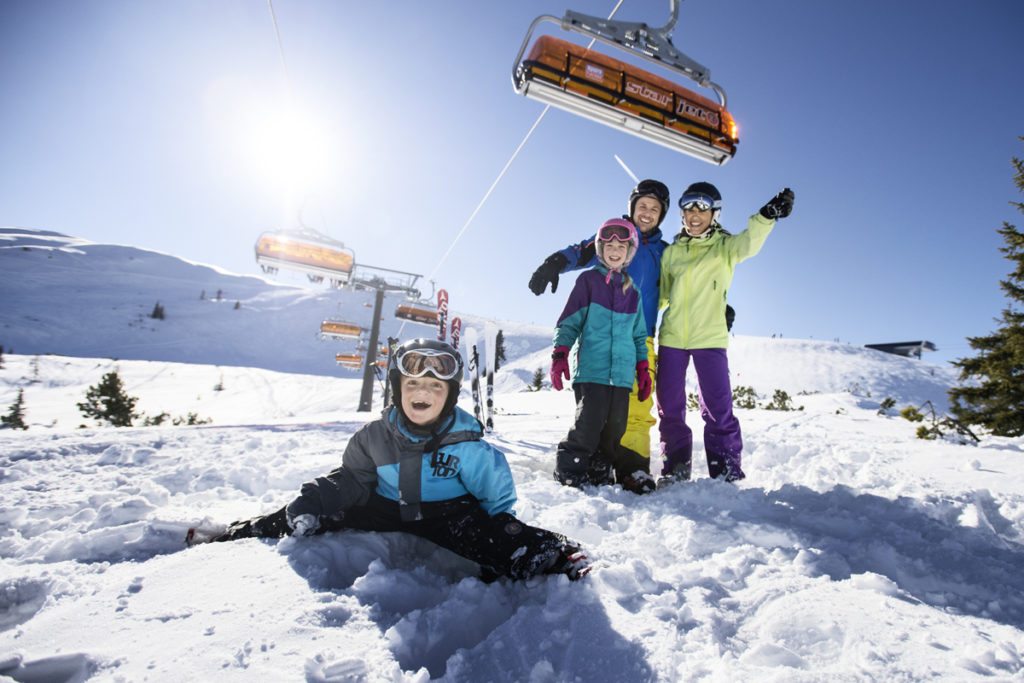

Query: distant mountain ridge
[0,227,956,406]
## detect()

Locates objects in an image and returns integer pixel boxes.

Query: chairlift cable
[425,0,626,284]
[266,0,294,103]
[614,155,640,184]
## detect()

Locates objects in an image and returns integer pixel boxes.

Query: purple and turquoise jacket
[555,223,666,338]
[554,266,648,389]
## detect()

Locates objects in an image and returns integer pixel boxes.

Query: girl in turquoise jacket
[550,218,651,489]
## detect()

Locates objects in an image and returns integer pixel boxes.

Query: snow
[2,228,1024,681]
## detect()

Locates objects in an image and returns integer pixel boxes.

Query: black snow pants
[556,382,631,483]
[215,493,572,581]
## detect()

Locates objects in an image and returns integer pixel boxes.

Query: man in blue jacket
[529,180,669,494]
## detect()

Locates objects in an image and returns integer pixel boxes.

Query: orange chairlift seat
[512,1,737,165]
[335,352,363,370]
[255,230,355,287]
[394,302,439,326]
[319,319,363,340]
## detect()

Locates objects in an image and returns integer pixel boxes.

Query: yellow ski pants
[618,336,657,460]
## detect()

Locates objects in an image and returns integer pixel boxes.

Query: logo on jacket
[430,451,460,478]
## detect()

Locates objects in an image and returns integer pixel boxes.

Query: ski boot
[657,460,692,489]
[620,470,656,495]
[554,469,588,489]
[586,459,615,487]
[708,454,745,483]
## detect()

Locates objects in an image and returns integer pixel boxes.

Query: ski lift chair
[512,0,737,165]
[319,319,363,340]
[254,230,355,286]
[394,302,439,326]
[335,352,364,369]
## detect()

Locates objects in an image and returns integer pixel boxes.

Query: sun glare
[238,105,334,199]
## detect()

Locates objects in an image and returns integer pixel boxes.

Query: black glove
[528,252,569,295]
[759,188,795,220]
[725,304,736,332]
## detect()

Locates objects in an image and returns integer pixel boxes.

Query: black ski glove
[759,188,795,220]
[528,252,569,295]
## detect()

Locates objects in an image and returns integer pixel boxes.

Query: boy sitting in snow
[207,338,590,581]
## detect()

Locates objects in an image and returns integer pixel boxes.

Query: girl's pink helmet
[595,218,639,269]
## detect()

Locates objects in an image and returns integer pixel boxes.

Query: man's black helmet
[628,179,670,228]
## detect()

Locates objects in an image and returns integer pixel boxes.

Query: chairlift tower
[346,263,424,412]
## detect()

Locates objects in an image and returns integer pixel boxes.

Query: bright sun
[238,104,334,199]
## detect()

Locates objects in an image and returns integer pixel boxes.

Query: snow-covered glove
[286,496,321,537]
[635,360,652,402]
[529,252,569,295]
[759,188,795,220]
[550,346,570,391]
[288,513,319,537]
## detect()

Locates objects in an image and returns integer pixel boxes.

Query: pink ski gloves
[636,360,652,402]
[550,346,571,391]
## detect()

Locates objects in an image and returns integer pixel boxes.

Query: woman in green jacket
[657,182,794,484]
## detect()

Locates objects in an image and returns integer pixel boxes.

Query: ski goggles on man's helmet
[678,193,721,212]
[597,222,635,242]
[395,348,461,380]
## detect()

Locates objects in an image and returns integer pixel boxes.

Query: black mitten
[528,252,569,295]
[759,188,795,220]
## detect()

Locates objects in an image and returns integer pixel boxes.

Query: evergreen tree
[0,344,5,369]
[150,301,165,320]
[530,367,545,391]
[494,330,507,371]
[1,388,27,430]
[949,140,1024,437]
[77,370,140,427]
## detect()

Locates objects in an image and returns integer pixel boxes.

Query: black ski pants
[556,382,631,479]
[216,493,569,581]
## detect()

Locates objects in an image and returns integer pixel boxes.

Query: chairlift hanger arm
[512,1,727,108]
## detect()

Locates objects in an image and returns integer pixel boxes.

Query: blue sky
[2,0,1022,366]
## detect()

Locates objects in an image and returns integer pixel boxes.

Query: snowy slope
[2,228,1022,682]
[0,228,548,379]
[1,228,958,408]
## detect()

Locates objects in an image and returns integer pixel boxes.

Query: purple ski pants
[656,346,744,480]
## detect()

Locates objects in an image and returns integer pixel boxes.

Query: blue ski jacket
[288,406,517,522]
[554,266,648,388]
[556,223,667,337]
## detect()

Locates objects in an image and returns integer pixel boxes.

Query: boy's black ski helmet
[388,338,464,422]
[628,179,670,228]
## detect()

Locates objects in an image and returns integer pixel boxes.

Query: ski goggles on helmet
[395,348,461,380]
[678,193,720,212]
[597,222,634,242]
